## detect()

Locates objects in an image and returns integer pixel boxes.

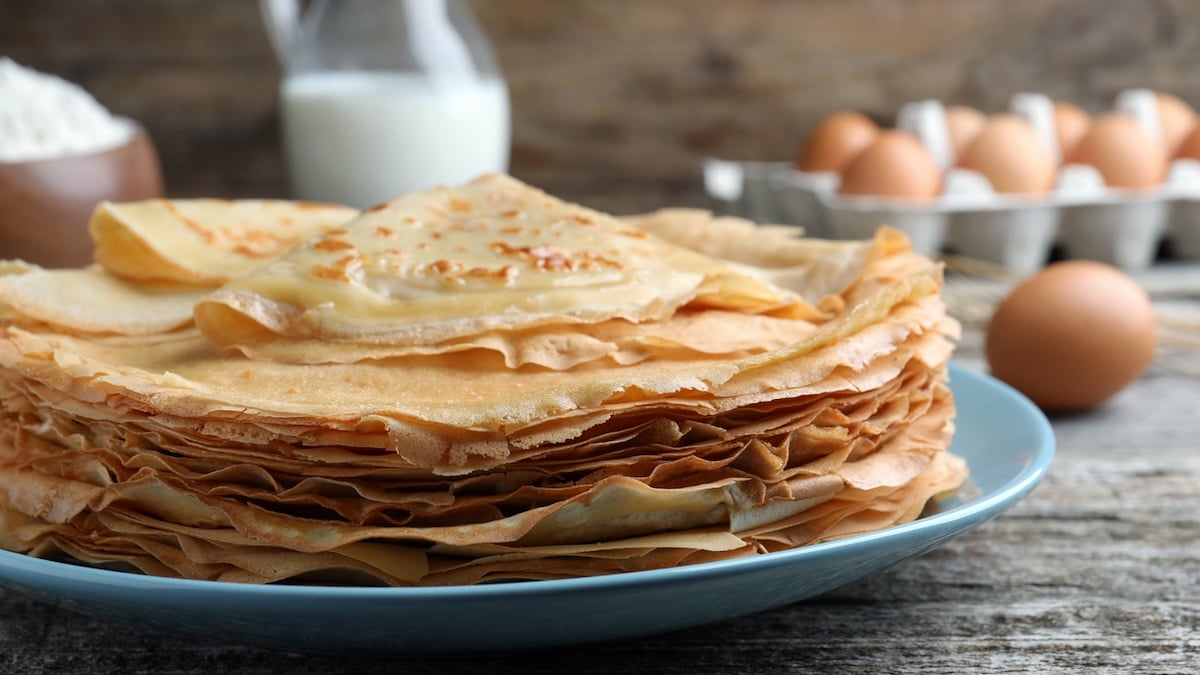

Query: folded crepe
[0,174,966,586]
[91,198,359,284]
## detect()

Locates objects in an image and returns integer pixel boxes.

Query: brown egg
[956,114,1057,194]
[986,261,1157,413]
[837,130,941,200]
[796,111,880,173]
[944,105,986,158]
[1066,113,1166,189]
[1052,101,1091,157]
[1173,122,1200,161]
[1155,92,1196,154]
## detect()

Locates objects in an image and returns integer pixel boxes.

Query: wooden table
[2,269,1198,674]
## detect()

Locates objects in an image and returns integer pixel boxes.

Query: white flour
[0,58,135,162]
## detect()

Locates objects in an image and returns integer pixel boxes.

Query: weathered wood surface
[4,1,1200,670]
[2,274,1199,673]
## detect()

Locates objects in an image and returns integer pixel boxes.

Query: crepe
[193,174,820,354]
[0,264,205,335]
[90,198,358,285]
[0,176,966,586]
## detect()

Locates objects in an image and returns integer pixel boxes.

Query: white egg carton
[705,90,1200,273]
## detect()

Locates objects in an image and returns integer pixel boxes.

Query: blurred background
[4,0,1199,213]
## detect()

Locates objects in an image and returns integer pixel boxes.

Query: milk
[281,71,510,207]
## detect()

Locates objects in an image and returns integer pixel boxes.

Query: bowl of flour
[0,58,163,267]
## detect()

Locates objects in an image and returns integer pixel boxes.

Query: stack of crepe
[0,174,965,586]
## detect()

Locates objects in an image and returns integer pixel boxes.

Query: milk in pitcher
[282,71,510,208]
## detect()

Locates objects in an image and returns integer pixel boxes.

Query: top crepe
[193,174,818,352]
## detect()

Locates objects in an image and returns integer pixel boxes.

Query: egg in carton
[942,90,1174,273]
[706,90,1200,273]
[1165,120,1200,259]
[1054,90,1179,271]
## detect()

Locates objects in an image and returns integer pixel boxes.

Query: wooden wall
[4,0,1200,213]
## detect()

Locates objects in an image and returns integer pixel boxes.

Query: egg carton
[705,91,1200,273]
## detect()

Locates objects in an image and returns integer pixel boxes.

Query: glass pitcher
[260,0,510,208]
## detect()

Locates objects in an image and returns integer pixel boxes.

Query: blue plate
[0,364,1053,654]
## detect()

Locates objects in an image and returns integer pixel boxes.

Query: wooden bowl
[0,124,164,268]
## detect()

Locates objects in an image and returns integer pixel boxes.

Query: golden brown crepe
[0,264,205,335]
[193,175,820,354]
[90,198,358,285]
[0,176,965,586]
